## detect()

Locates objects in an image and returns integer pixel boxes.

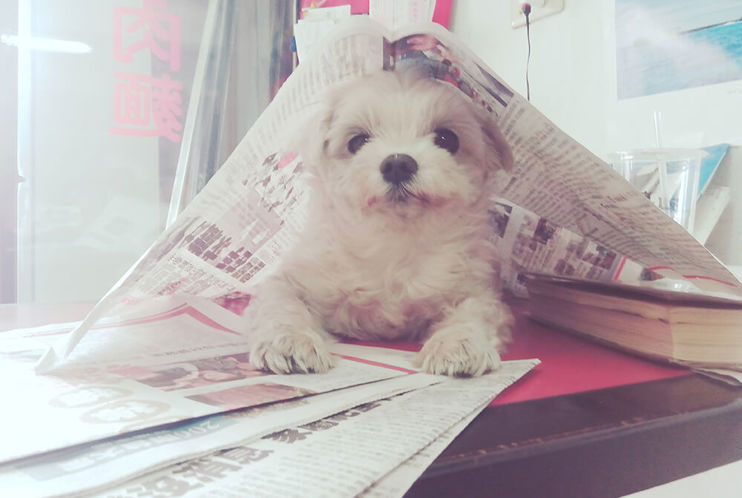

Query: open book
[526,274,742,369]
[37,17,741,376]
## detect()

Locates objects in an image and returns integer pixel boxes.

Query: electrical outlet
[511,0,564,28]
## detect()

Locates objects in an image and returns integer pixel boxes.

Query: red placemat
[345,297,690,405]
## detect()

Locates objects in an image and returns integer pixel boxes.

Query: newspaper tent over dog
[37,18,742,373]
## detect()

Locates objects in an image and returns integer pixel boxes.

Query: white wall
[451,0,612,156]
[451,0,742,154]
[450,0,742,266]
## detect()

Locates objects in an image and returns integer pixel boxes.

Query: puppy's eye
[433,128,459,154]
[347,134,370,154]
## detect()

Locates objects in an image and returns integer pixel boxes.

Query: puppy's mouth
[366,184,448,211]
[385,184,425,204]
[364,186,427,210]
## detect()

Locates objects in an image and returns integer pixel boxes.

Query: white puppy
[247,69,514,376]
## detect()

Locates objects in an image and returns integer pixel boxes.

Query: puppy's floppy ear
[479,112,513,173]
[294,104,334,173]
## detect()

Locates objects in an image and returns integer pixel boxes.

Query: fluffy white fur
[247,69,514,376]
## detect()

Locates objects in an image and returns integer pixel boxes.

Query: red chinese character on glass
[110,72,183,142]
[113,0,181,71]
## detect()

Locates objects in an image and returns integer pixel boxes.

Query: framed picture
[615,0,742,99]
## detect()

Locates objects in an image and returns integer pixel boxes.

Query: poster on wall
[615,0,742,99]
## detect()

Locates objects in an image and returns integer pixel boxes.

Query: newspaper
[2,370,441,498]
[36,17,741,374]
[0,306,422,465]
[101,359,539,498]
[359,402,481,498]
[488,198,639,296]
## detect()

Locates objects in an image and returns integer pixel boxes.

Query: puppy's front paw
[250,331,336,374]
[416,331,501,377]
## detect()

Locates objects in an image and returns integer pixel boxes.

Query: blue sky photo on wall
[616,0,742,99]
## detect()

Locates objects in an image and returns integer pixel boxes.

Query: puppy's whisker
[387,184,421,204]
[401,183,428,204]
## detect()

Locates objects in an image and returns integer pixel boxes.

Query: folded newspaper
[36,17,742,374]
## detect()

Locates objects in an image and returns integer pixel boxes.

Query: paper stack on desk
[0,317,537,496]
[105,363,538,498]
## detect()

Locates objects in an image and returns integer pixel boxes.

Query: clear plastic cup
[608,148,704,233]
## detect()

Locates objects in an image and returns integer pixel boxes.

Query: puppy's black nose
[380,154,418,185]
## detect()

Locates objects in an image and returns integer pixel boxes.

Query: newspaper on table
[0,304,427,465]
[1,356,444,497]
[359,408,480,498]
[101,360,540,498]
